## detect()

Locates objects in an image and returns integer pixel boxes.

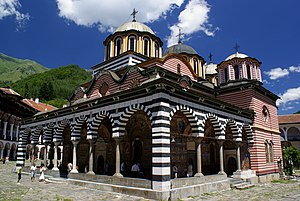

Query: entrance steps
[229,178,255,190]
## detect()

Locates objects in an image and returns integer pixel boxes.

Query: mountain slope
[0,52,48,86]
[11,64,92,107]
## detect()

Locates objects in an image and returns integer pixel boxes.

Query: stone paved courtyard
[1,162,300,201]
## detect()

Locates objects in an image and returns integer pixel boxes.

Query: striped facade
[15,20,282,199]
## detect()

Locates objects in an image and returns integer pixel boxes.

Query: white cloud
[56,0,184,32]
[0,0,29,29]
[264,68,289,80]
[167,0,217,47]
[289,65,300,72]
[277,87,300,108]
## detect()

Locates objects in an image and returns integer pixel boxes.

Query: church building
[16,14,281,200]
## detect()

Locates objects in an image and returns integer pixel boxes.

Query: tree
[282,146,300,175]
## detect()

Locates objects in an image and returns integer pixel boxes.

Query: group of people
[16,163,46,184]
[172,159,194,179]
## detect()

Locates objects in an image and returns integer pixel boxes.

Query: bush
[282,146,300,175]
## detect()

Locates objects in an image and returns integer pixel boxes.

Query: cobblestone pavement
[1,162,299,201]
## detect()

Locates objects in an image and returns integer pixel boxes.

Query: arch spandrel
[170,105,202,137]
[31,125,44,144]
[223,119,242,141]
[72,115,89,141]
[113,104,152,138]
[241,123,254,144]
[44,123,55,144]
[54,119,72,143]
[87,111,113,140]
[201,113,224,140]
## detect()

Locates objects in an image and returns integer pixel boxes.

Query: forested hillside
[11,65,92,107]
[0,52,48,86]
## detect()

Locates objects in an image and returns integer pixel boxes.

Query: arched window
[177,64,181,74]
[128,35,136,51]
[262,106,269,123]
[100,82,109,96]
[193,59,198,74]
[143,37,150,56]
[154,42,159,57]
[234,65,240,80]
[246,64,252,79]
[106,42,111,60]
[183,56,188,61]
[224,67,228,82]
[114,37,122,56]
[265,140,274,163]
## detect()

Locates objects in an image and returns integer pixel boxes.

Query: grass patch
[271,179,297,184]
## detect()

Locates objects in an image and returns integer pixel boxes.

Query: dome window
[106,42,111,60]
[177,64,181,74]
[246,64,252,79]
[193,59,198,74]
[234,65,240,80]
[128,35,136,51]
[154,42,159,58]
[224,67,228,82]
[143,37,150,56]
[114,37,122,56]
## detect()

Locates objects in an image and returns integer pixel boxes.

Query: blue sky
[0,0,299,115]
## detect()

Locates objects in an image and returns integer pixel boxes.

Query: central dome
[225,52,248,61]
[115,21,155,35]
[164,43,198,56]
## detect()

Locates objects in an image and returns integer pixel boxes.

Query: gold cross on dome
[234,43,240,53]
[209,53,213,63]
[131,8,138,22]
[176,28,184,44]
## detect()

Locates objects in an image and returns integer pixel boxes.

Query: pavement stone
[1,162,300,201]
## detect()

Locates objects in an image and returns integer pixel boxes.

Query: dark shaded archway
[202,119,219,175]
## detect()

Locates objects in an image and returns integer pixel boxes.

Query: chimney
[35,98,39,104]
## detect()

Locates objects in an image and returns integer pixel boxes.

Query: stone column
[52,142,60,171]
[60,146,63,164]
[10,123,14,141]
[44,144,48,166]
[113,138,123,177]
[3,122,7,140]
[236,143,241,172]
[7,148,10,160]
[0,147,3,159]
[15,125,20,141]
[87,140,95,175]
[31,144,36,165]
[218,141,226,175]
[194,138,203,177]
[71,141,79,173]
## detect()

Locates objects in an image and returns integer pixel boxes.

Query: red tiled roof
[0,87,21,96]
[22,99,57,112]
[278,114,300,124]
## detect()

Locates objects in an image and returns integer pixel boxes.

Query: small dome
[225,52,248,61]
[164,43,198,56]
[115,21,155,35]
[205,63,217,75]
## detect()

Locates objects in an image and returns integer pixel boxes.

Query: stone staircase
[229,178,255,190]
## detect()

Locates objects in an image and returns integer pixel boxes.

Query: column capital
[54,141,61,146]
[217,140,225,145]
[114,137,122,143]
[72,141,79,146]
[195,137,203,144]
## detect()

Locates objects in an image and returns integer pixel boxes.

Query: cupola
[103,9,163,61]
[217,45,262,85]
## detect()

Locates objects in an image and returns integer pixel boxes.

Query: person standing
[39,164,46,182]
[17,166,22,183]
[131,162,140,178]
[30,164,36,182]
